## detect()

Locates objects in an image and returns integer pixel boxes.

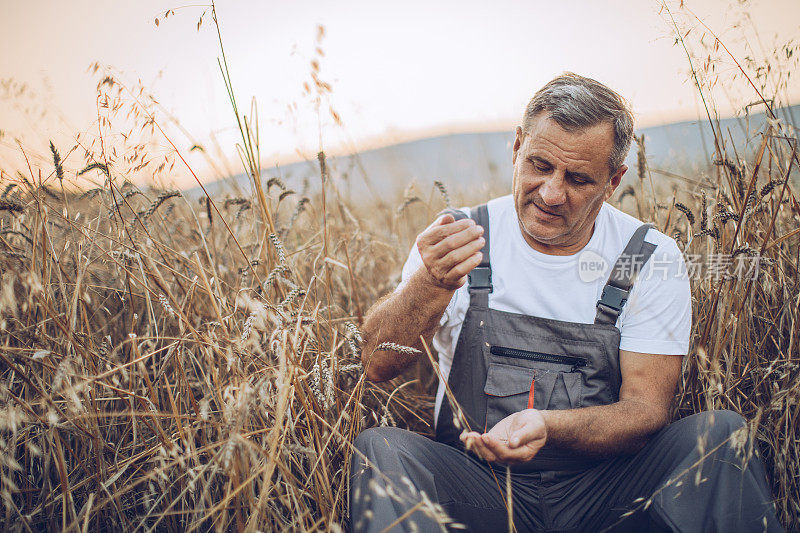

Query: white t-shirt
[396,195,692,425]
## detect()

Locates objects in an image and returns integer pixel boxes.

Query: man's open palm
[460,409,548,464]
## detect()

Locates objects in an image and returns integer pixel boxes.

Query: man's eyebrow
[529,156,551,166]
[565,170,595,182]
[529,155,596,182]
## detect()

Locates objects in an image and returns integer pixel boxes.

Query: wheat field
[1,6,799,532]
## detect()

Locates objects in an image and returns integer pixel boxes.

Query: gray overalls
[349,204,782,533]
[435,204,654,473]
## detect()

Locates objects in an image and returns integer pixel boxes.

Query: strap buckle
[468,266,492,292]
[597,284,628,313]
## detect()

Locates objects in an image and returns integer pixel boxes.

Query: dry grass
[632,126,800,527]
[0,156,457,531]
[1,112,798,531]
[1,4,799,531]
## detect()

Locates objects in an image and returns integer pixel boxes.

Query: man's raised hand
[416,214,485,290]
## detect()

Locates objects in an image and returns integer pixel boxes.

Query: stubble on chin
[518,211,563,244]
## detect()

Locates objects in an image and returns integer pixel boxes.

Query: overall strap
[594,223,657,326]
[468,204,492,306]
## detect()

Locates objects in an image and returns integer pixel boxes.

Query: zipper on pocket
[490,346,587,372]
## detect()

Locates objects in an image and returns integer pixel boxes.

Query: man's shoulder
[486,195,515,224]
[600,202,681,257]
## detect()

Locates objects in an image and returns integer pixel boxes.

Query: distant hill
[191,104,799,201]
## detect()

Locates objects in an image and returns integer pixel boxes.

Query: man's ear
[512,126,523,165]
[604,164,626,201]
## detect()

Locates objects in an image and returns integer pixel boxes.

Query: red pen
[527,375,535,409]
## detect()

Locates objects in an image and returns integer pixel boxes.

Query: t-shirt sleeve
[617,238,692,356]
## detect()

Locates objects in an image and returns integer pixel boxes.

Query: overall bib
[434,204,655,472]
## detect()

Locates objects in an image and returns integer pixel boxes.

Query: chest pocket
[483,348,584,431]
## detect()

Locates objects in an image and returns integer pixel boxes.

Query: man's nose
[539,174,567,206]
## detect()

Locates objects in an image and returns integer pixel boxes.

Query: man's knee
[693,409,747,444]
[670,409,747,453]
[352,427,425,468]
[350,428,414,518]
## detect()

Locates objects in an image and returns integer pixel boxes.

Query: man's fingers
[436,251,482,291]
[419,222,484,288]
[430,226,484,261]
[439,236,484,269]
[482,434,531,463]
[506,411,547,449]
[447,251,483,280]
[435,214,455,226]
[467,431,539,464]
[509,425,545,449]
[419,218,479,249]
[429,241,483,283]
[463,432,497,462]
[460,430,480,447]
[426,217,476,240]
[482,434,511,457]
[474,439,498,462]
[463,432,484,454]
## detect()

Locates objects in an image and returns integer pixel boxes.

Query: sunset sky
[1,0,799,187]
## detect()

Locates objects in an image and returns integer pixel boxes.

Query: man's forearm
[361,268,455,382]
[541,398,671,456]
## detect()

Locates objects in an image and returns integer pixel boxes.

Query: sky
[1,0,799,187]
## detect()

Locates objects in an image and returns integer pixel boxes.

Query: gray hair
[522,72,634,173]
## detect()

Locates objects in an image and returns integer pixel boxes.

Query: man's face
[511,114,626,255]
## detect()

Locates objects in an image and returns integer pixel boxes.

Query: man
[349,73,781,532]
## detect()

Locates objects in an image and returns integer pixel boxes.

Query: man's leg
[349,426,546,532]
[542,410,782,532]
